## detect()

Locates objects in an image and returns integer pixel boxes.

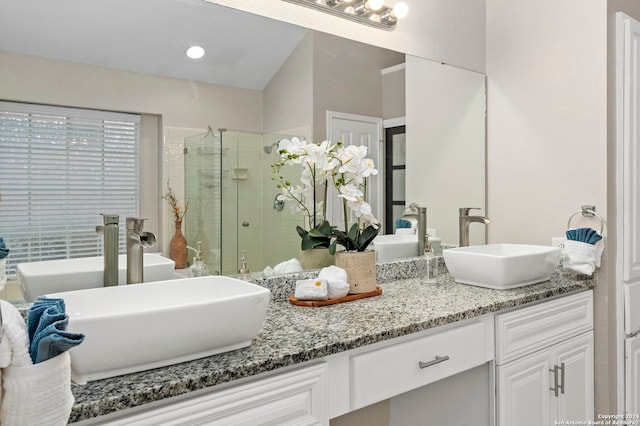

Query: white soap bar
[295,279,329,301]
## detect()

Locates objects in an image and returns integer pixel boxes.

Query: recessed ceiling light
[186,45,205,59]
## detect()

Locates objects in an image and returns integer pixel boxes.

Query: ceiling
[0,0,307,90]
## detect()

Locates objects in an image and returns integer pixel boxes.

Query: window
[0,101,140,277]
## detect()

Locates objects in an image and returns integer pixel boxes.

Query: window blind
[0,101,140,277]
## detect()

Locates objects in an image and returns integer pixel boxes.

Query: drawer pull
[558,362,566,395]
[418,355,450,369]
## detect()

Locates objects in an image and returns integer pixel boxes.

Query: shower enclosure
[184,128,303,275]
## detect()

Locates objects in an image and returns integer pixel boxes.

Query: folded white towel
[1,352,74,426]
[395,228,416,235]
[295,279,329,301]
[563,239,603,275]
[317,265,350,299]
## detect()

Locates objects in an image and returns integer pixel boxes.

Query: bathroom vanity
[65,269,593,425]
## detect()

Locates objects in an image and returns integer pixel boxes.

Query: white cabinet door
[626,334,640,414]
[497,332,594,426]
[554,333,594,423]
[620,13,640,283]
[497,350,551,426]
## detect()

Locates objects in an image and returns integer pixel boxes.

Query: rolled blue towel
[395,218,412,229]
[32,317,85,364]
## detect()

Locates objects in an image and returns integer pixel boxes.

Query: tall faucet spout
[126,218,156,284]
[403,203,427,256]
[96,213,119,287]
[459,207,490,247]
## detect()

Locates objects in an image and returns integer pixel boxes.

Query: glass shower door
[184,129,221,275]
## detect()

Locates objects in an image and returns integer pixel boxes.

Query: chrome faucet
[126,218,156,284]
[403,203,427,256]
[459,207,490,247]
[96,214,119,287]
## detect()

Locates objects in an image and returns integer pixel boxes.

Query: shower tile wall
[261,133,305,269]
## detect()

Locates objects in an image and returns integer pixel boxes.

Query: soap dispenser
[420,244,439,285]
[187,241,210,277]
[238,250,253,282]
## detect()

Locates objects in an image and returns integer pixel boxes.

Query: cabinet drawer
[495,291,593,365]
[350,320,491,410]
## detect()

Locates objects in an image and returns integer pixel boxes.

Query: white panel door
[621,15,640,283]
[326,111,382,232]
[497,350,551,426]
[554,333,594,423]
[627,334,640,416]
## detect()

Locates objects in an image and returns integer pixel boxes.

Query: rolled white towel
[273,258,303,274]
[317,265,350,299]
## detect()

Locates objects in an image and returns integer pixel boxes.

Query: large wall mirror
[0,0,485,277]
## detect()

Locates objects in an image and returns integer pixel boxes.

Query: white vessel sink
[17,253,175,302]
[47,276,271,383]
[443,244,561,290]
[372,234,419,262]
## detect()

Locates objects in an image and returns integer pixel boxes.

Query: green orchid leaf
[347,222,359,241]
[316,220,334,235]
[329,240,338,255]
[357,225,379,251]
[296,226,308,239]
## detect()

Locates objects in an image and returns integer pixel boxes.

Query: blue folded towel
[395,218,412,229]
[27,298,66,342]
[0,237,8,260]
[566,227,602,245]
[27,297,85,363]
[32,317,84,364]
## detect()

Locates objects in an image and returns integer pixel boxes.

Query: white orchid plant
[272,137,379,253]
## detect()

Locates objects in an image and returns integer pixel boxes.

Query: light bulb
[391,2,408,18]
[365,0,384,11]
[345,5,355,13]
[369,13,381,22]
[186,45,205,59]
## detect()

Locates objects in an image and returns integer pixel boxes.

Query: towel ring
[567,205,605,235]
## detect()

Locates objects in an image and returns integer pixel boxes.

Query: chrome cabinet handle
[549,365,559,397]
[558,362,566,395]
[418,355,450,369]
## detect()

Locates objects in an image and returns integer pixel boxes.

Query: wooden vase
[335,250,377,294]
[299,247,335,270]
[169,219,188,269]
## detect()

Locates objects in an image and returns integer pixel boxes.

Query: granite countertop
[68,271,593,423]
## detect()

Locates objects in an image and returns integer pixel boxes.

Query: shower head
[263,142,278,154]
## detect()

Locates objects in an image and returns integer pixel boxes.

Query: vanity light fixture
[186,45,205,59]
[281,0,408,30]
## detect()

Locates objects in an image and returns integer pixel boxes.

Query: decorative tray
[288,286,382,307]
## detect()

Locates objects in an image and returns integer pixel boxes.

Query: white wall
[206,0,486,74]
[486,1,607,245]
[486,0,608,413]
